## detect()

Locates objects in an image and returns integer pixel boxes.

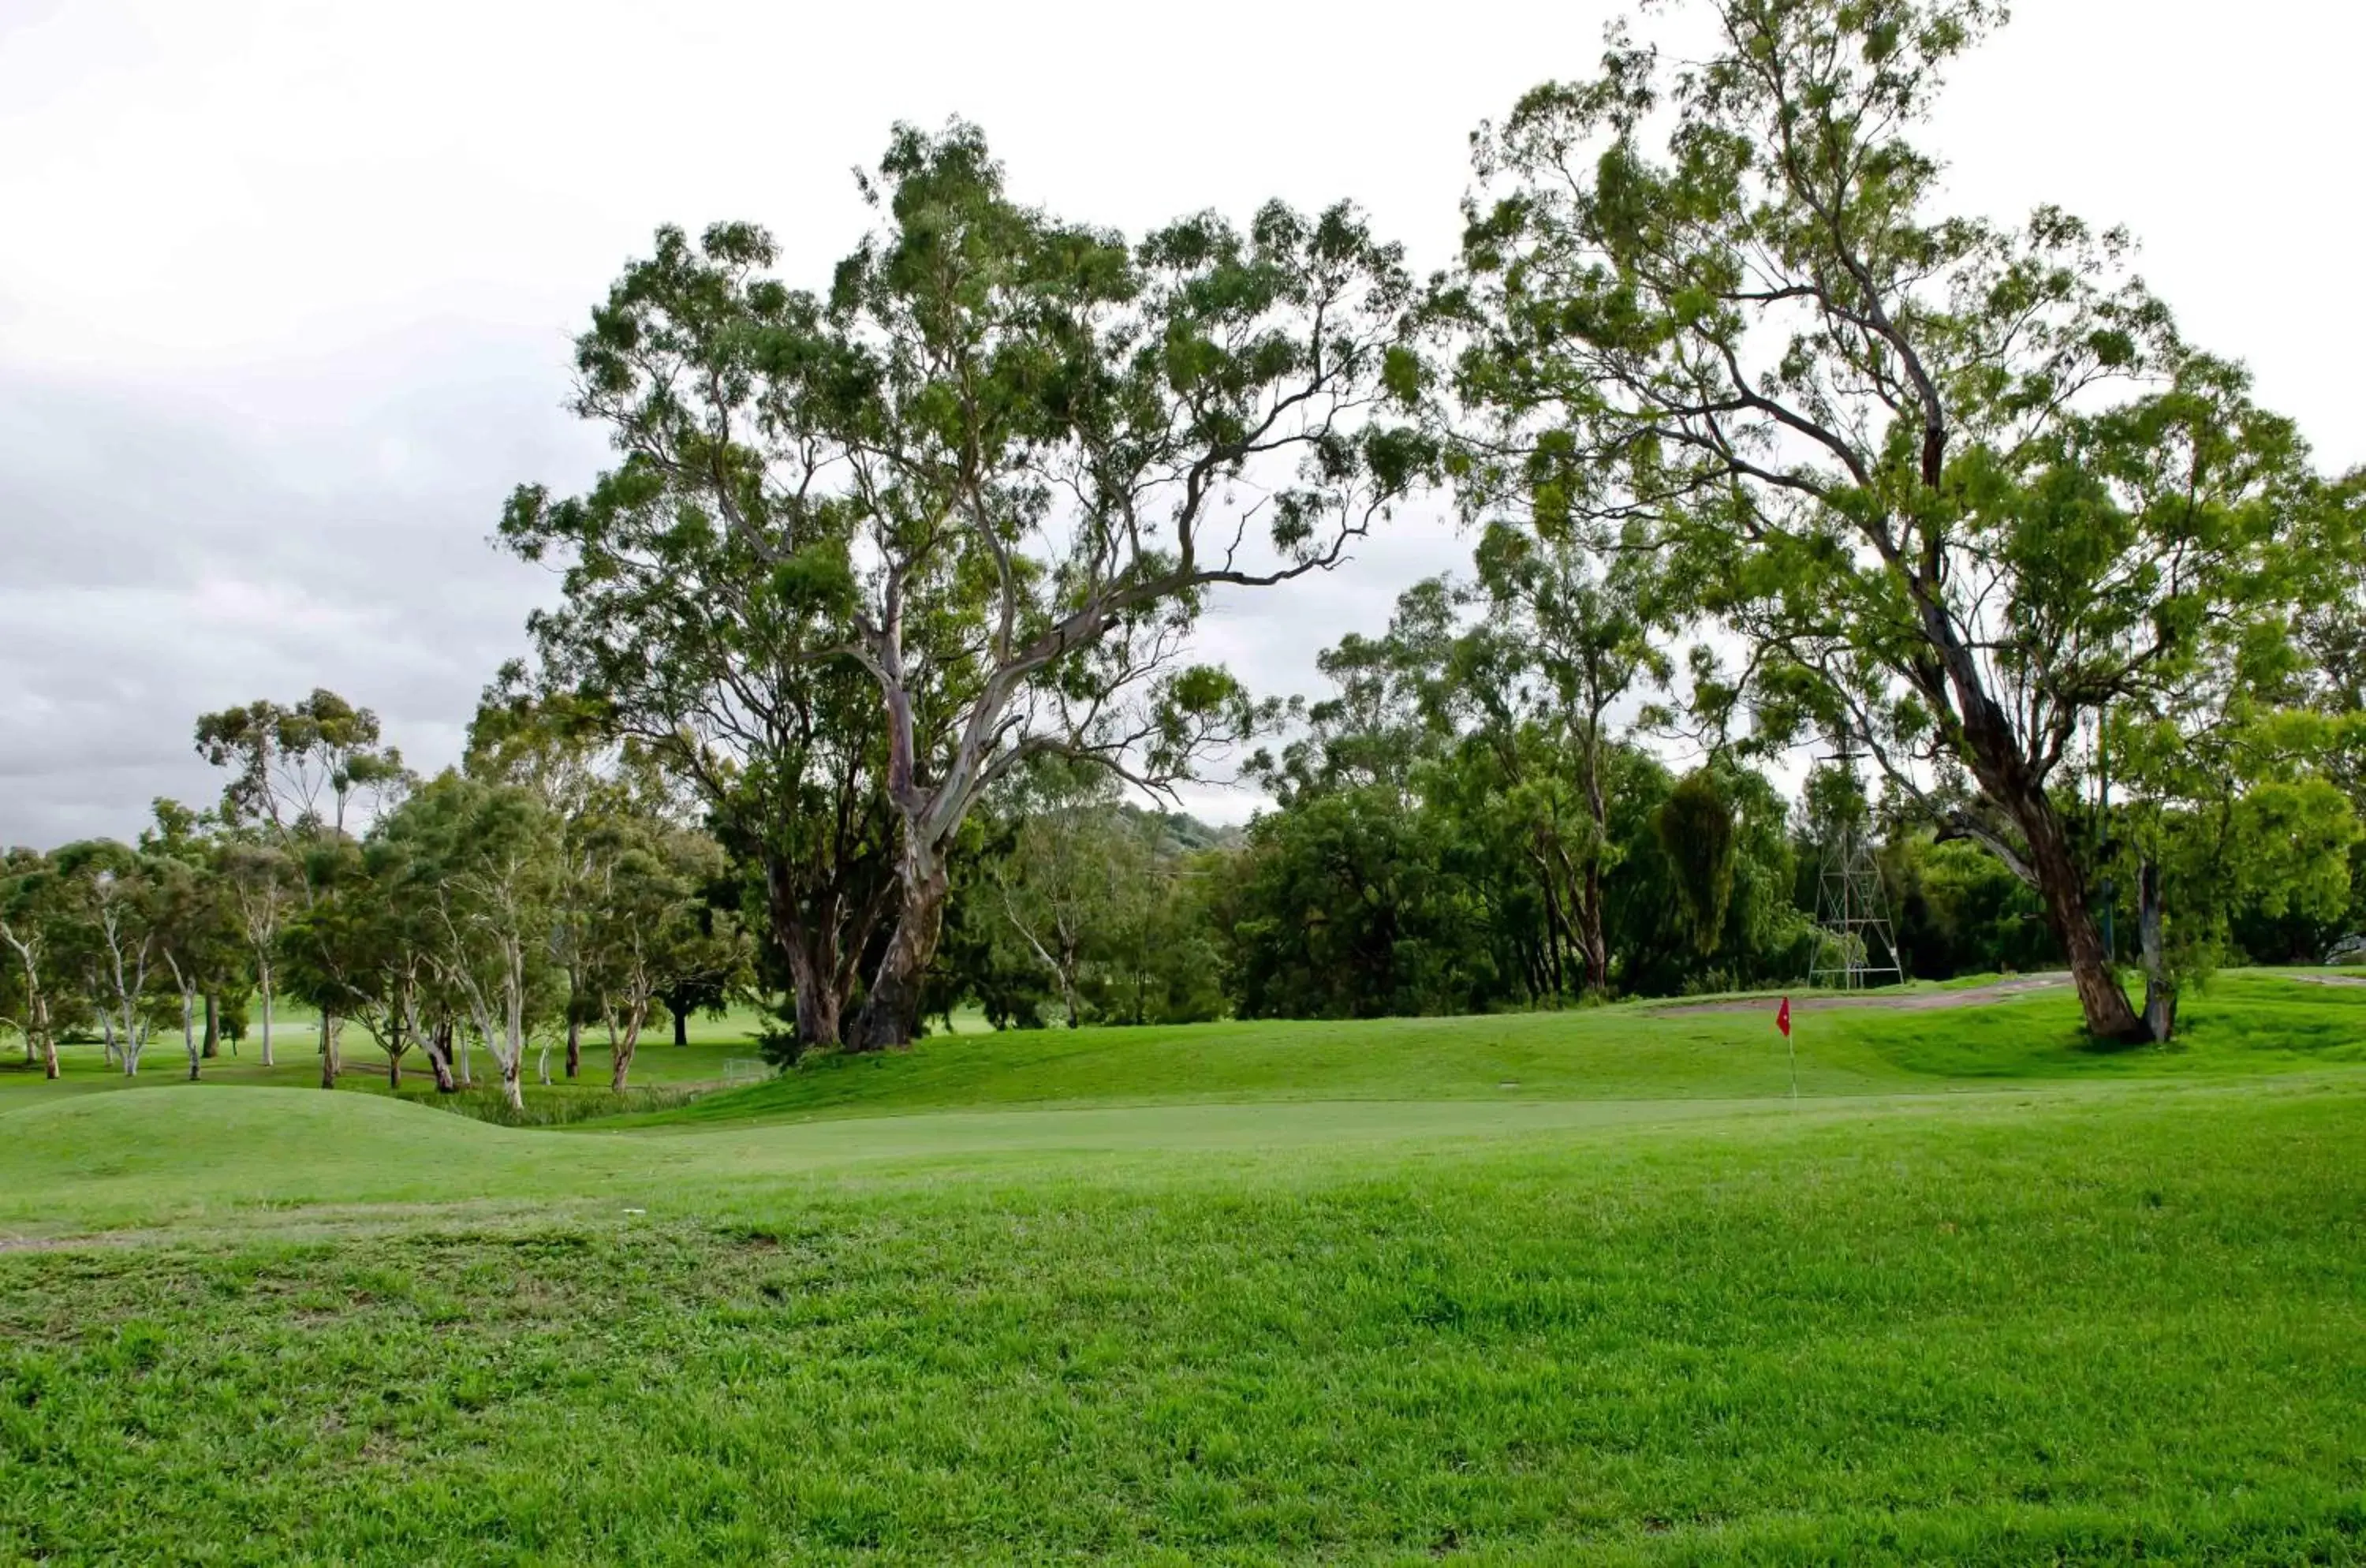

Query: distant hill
[1118,803,1245,856]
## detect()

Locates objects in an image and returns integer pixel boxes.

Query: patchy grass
[0,982,2362,1562]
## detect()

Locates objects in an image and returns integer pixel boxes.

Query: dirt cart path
[1653,973,2071,1017]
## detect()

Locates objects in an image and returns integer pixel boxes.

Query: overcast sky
[2,0,2359,845]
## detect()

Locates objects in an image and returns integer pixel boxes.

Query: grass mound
[3,1078,2361,1563]
[636,972,2366,1128]
[2,980,2362,1561]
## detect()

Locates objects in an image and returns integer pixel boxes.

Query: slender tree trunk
[674,1007,689,1048]
[319,1010,339,1088]
[202,992,218,1058]
[849,842,949,1051]
[610,1002,647,1092]
[1536,868,1567,999]
[2137,858,2175,1043]
[100,1010,118,1068]
[565,1014,580,1080]
[1578,738,1610,996]
[388,1051,402,1088]
[119,1003,146,1075]
[1577,868,1608,995]
[41,1017,58,1081]
[1058,933,1081,1031]
[424,1020,457,1093]
[501,1054,524,1113]
[259,973,275,1067]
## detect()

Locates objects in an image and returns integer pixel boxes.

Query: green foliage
[1446,0,2345,1040]
[192,689,405,841]
[1879,834,2058,978]
[1230,564,1807,1013]
[1654,771,1737,954]
[1218,785,1500,1019]
[520,121,1433,1046]
[943,774,1231,1031]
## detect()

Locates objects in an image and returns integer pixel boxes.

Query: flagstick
[1778,995,1798,1102]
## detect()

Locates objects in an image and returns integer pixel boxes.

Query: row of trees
[480,0,2364,1048]
[9,0,2361,1059]
[0,693,745,1107]
[925,554,2360,1027]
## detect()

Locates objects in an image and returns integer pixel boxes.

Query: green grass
[0,1003,769,1114]
[1,975,2362,1562]
[0,1000,1010,1115]
[636,971,2366,1126]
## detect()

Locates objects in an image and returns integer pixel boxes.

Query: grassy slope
[641,973,2366,1124]
[0,977,2362,1563]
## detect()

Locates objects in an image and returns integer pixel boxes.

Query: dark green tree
[517,124,1430,1049]
[0,849,69,1079]
[1450,0,2323,1039]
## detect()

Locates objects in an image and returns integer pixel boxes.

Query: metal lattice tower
[1808,745,1904,991]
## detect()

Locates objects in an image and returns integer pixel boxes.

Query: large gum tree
[513,122,1429,1048]
[1450,0,2317,1040]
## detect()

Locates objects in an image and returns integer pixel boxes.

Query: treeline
[0,693,748,1103]
[924,569,2365,1027]
[9,0,2366,1068]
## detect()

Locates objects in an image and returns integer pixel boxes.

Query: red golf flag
[1776,996,1792,1037]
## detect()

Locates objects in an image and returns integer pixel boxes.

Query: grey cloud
[0,327,596,847]
[0,315,1465,848]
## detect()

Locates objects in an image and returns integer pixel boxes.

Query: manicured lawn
[0,976,2360,1563]
[0,1000,1013,1114]
[644,971,2366,1124]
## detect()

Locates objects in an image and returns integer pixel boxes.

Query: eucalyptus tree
[139,801,240,1079]
[1450,0,2318,1039]
[52,842,159,1076]
[513,122,1428,1047]
[0,849,66,1079]
[490,228,901,1055]
[465,685,616,1077]
[0,929,25,1069]
[582,816,736,1089]
[988,763,1149,1029]
[2293,472,2366,718]
[403,774,562,1113]
[2106,642,2362,1036]
[1460,527,1671,992]
[196,689,409,1081]
[195,690,408,841]
[216,839,299,1066]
